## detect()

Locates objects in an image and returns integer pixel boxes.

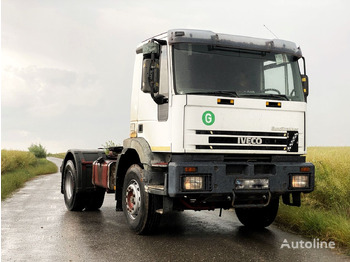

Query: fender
[61,149,105,194]
[114,137,168,210]
[114,138,153,190]
[122,137,170,168]
[122,138,153,168]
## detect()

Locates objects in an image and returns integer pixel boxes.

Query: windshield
[173,43,305,101]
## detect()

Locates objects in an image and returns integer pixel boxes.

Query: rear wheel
[235,197,279,228]
[122,164,161,234]
[63,160,85,211]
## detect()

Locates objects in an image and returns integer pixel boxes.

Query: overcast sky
[2,0,350,153]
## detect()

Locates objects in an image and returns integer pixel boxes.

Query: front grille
[196,130,286,137]
[208,137,287,145]
[196,145,287,151]
[195,130,298,152]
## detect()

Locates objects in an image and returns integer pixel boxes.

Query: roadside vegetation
[47,152,66,159]
[28,143,47,158]
[1,149,57,200]
[276,147,350,254]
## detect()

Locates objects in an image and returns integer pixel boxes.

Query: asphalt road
[2,158,349,262]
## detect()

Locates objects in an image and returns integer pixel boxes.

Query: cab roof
[166,29,302,57]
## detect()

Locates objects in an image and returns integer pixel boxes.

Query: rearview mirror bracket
[301,57,309,100]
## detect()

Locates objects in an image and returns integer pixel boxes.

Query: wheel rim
[125,179,141,220]
[65,171,74,200]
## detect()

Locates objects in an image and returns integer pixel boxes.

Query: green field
[276,147,350,254]
[1,150,58,200]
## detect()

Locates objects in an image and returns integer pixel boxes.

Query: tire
[235,197,279,228]
[63,160,86,211]
[85,188,105,211]
[122,164,161,234]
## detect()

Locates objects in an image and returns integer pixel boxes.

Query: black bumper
[167,161,315,197]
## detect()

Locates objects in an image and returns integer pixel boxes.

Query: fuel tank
[92,159,117,191]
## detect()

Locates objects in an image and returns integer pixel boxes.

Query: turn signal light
[300,167,311,172]
[184,167,197,173]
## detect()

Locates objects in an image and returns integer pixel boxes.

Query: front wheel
[122,164,161,234]
[235,197,279,228]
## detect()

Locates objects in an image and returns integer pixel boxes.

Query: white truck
[61,29,315,234]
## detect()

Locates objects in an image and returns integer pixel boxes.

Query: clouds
[2,65,100,115]
[2,0,350,152]
[1,1,135,152]
[1,65,113,152]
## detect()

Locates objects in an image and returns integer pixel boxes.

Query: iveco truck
[61,29,315,234]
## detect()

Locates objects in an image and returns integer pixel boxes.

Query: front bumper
[167,161,315,197]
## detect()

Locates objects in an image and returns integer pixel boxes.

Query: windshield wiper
[186,91,239,97]
[239,93,289,101]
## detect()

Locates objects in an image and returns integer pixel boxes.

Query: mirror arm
[152,94,168,105]
[150,78,168,105]
[152,39,167,46]
[302,57,307,75]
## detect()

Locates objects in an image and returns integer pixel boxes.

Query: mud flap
[282,192,301,207]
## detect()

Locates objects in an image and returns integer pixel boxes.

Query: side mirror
[301,74,309,96]
[142,59,159,93]
[141,40,168,105]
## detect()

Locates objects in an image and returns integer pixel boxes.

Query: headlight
[291,175,309,188]
[182,176,204,191]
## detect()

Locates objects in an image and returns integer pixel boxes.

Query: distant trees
[28,143,47,158]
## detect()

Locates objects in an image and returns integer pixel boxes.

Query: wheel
[235,197,279,228]
[63,160,86,211]
[85,188,105,211]
[264,88,281,94]
[122,164,161,234]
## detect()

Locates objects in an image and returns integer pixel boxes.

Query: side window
[158,45,169,121]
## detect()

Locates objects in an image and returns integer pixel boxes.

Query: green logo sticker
[202,111,215,126]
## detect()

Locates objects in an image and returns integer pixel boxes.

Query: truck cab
[61,29,314,234]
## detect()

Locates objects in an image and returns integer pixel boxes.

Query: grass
[276,147,350,254]
[1,149,37,173]
[47,152,66,159]
[1,150,58,200]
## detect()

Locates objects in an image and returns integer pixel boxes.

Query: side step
[144,185,167,195]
